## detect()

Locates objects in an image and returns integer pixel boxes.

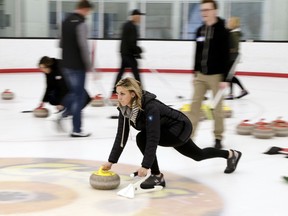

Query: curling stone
[253,125,275,139]
[255,118,270,127]
[180,104,206,121]
[109,94,118,106]
[201,104,213,120]
[272,125,288,137]
[271,117,286,125]
[199,109,206,121]
[110,99,118,106]
[1,89,14,100]
[223,105,232,118]
[179,104,190,116]
[271,117,288,137]
[90,167,120,190]
[91,94,105,107]
[33,107,49,118]
[236,120,255,135]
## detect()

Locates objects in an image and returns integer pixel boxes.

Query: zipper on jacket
[201,26,214,74]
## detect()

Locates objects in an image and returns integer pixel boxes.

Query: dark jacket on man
[120,20,142,57]
[194,17,230,81]
[60,13,91,71]
[108,91,192,169]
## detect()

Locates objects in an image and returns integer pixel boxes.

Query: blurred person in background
[38,56,91,118]
[189,0,230,149]
[225,16,249,100]
[110,9,145,100]
[59,0,93,137]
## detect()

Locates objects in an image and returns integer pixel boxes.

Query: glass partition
[227,2,263,40]
[145,3,173,39]
[0,0,287,41]
[102,2,128,38]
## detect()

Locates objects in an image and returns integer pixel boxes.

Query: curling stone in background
[236,119,255,135]
[33,107,49,118]
[200,104,213,120]
[198,103,232,120]
[253,125,275,139]
[254,118,270,127]
[90,167,120,190]
[179,104,206,121]
[179,104,190,115]
[109,94,118,106]
[270,117,288,137]
[1,89,14,100]
[223,105,232,118]
[91,94,105,107]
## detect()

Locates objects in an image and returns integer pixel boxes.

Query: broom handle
[210,54,240,109]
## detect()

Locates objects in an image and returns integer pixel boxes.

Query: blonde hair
[228,17,240,29]
[116,77,142,108]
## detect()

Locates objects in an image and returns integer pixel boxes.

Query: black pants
[229,76,245,94]
[113,54,141,93]
[136,130,229,175]
[46,90,61,106]
[228,60,245,94]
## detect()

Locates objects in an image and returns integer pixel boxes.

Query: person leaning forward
[102,77,242,189]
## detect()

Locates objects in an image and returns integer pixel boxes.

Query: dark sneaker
[215,139,223,149]
[224,150,242,174]
[225,94,234,100]
[263,146,282,155]
[71,131,91,137]
[140,173,166,189]
[236,90,248,99]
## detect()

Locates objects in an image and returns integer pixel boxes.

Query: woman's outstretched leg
[174,139,241,173]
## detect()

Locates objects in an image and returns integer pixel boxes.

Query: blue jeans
[62,68,87,133]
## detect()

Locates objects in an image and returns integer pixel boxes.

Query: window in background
[102,2,128,38]
[181,3,202,40]
[0,0,21,37]
[0,0,6,31]
[145,3,173,39]
[228,2,263,40]
[0,0,285,41]
[62,1,100,38]
[61,1,76,22]
[49,1,58,38]
[90,2,99,38]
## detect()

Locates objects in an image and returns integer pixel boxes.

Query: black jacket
[120,20,142,56]
[194,17,230,81]
[42,59,68,104]
[229,29,242,61]
[108,91,192,169]
[60,13,91,71]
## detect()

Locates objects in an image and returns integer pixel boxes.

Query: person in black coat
[110,9,145,99]
[102,77,242,189]
[38,56,91,112]
[189,0,231,150]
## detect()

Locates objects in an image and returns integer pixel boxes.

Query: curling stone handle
[130,171,138,178]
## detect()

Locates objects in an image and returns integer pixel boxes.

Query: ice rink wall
[0,39,288,77]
